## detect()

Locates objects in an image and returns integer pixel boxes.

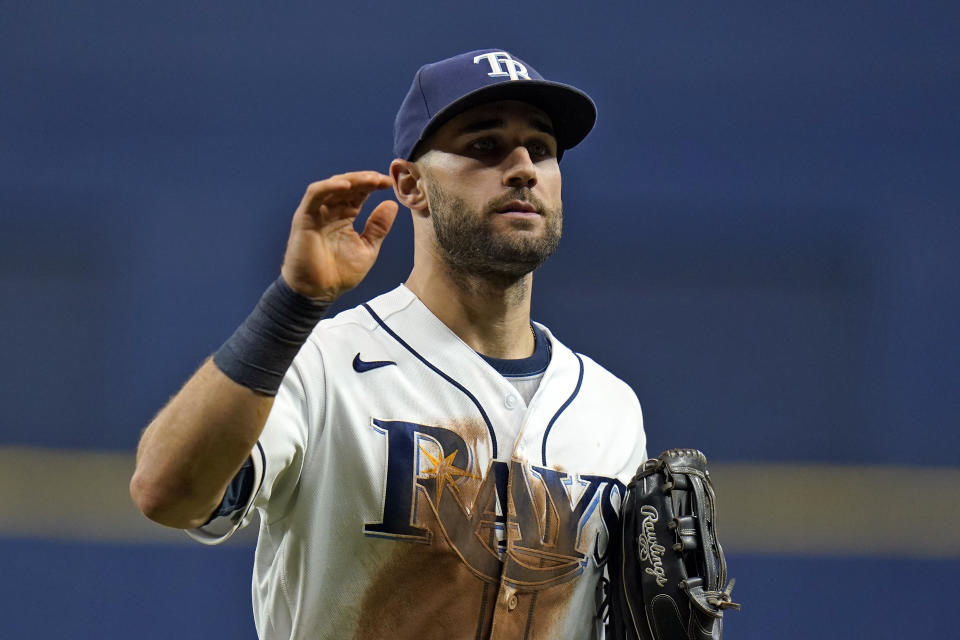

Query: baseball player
[131,49,647,639]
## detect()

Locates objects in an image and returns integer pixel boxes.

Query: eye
[526,139,556,161]
[467,137,498,154]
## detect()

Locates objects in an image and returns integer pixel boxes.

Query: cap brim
[410,80,597,160]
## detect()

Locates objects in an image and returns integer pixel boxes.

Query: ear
[390,159,428,214]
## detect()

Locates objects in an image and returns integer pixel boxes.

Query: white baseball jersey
[190,284,647,639]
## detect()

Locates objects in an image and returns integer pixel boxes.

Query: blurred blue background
[2,1,958,638]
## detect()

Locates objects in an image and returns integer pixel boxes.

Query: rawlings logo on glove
[638,506,668,587]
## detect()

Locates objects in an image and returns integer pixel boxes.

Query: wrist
[279,266,341,305]
[213,276,330,396]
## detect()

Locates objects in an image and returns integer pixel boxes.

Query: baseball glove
[604,449,739,640]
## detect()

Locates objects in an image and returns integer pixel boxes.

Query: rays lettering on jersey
[365,419,623,590]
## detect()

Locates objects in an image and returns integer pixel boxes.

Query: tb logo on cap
[473,51,530,81]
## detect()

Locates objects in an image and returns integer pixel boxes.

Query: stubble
[426,182,563,285]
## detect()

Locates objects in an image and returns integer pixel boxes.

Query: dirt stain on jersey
[355,513,497,640]
[443,417,493,457]
[486,578,581,639]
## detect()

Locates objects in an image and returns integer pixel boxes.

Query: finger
[331,171,394,206]
[300,171,389,206]
[299,177,354,211]
[338,170,393,190]
[302,171,394,215]
[360,200,399,250]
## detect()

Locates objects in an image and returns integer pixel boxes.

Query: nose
[502,146,538,190]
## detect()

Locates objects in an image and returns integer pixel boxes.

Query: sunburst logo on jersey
[418,445,479,505]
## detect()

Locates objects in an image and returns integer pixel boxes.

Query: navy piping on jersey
[362,303,499,458]
[478,323,551,377]
[252,441,266,513]
[541,353,584,466]
[206,441,266,526]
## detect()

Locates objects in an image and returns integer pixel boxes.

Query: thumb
[360,200,399,250]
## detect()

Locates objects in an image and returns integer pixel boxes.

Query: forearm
[130,358,274,528]
[130,173,396,530]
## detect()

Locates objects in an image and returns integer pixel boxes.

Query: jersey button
[504,394,517,409]
[507,594,518,611]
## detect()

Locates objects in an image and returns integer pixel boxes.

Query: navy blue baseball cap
[393,49,597,160]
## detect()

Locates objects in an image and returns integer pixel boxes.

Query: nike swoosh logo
[352,353,397,373]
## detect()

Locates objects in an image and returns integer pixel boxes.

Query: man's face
[415,100,563,281]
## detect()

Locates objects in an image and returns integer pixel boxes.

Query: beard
[426,182,563,282]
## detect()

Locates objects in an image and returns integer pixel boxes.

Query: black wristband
[213,277,330,396]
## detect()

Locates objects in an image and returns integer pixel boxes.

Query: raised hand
[280,171,399,301]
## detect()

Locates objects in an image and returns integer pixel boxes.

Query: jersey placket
[489,391,539,638]
[485,352,592,639]
[492,381,571,639]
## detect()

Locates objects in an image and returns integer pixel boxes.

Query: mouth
[494,200,541,216]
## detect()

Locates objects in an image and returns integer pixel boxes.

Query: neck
[406,260,535,359]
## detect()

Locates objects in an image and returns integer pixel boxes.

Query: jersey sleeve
[187,350,321,545]
[614,396,647,486]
